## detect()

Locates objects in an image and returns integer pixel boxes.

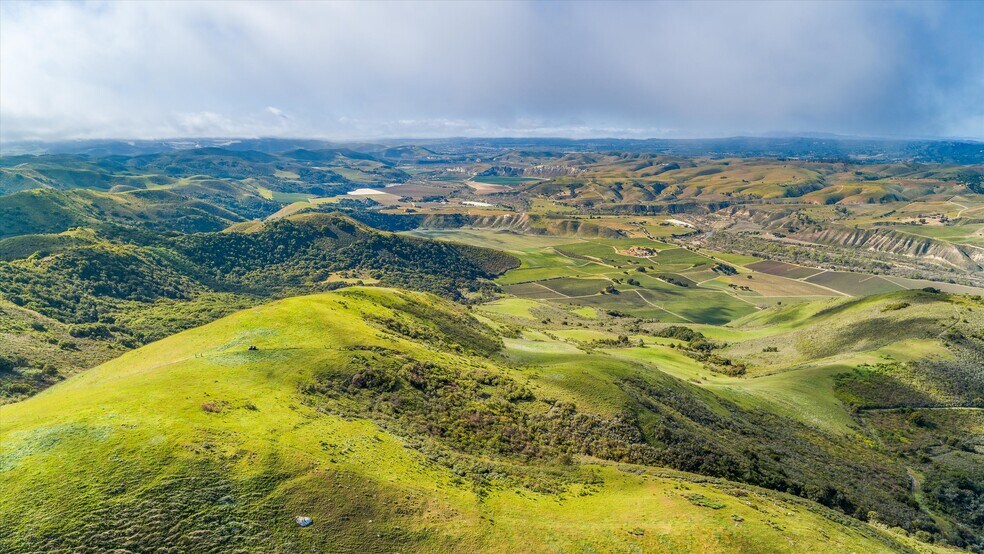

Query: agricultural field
[804,271,907,297]
[407,228,982,327]
[527,197,579,214]
[746,260,824,280]
[471,175,541,185]
[256,186,316,203]
[887,222,984,246]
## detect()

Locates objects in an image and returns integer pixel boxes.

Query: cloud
[1,1,981,141]
[266,107,288,120]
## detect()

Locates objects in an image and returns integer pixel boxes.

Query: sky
[1,1,982,142]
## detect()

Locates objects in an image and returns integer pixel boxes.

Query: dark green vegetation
[867,409,984,547]
[0,184,277,238]
[0,213,516,400]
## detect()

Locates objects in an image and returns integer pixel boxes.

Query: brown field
[383,183,456,198]
[502,282,568,299]
[465,180,510,194]
[719,272,839,297]
[746,260,823,279]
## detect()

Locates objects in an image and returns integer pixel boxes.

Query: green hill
[0,214,518,400]
[516,156,979,208]
[0,148,410,196]
[2,143,981,552]
[0,185,278,238]
[0,288,940,553]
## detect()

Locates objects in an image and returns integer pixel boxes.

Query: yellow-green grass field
[0,288,939,553]
[482,290,981,439]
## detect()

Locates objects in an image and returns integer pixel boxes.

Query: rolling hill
[0,288,951,553]
[1,140,982,552]
[0,147,410,196]
[0,214,518,400]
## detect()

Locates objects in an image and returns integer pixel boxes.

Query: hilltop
[0,214,517,400]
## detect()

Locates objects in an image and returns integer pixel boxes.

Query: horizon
[3,133,983,147]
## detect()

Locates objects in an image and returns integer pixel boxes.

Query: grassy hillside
[0,148,410,196]
[0,147,419,239]
[0,214,518,400]
[515,155,979,208]
[0,185,278,238]
[464,281,983,548]
[0,288,942,553]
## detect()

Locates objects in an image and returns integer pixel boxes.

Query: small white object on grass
[296,516,313,527]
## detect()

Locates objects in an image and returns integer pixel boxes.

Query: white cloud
[266,107,288,120]
[1,1,980,141]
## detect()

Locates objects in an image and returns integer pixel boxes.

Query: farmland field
[805,271,906,296]
[500,281,567,299]
[532,277,610,297]
[888,223,984,246]
[471,176,541,185]
[257,186,316,203]
[746,260,824,279]
[717,273,839,297]
[406,228,579,252]
[402,228,984,327]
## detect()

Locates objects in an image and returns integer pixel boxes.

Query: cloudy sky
[1,1,981,141]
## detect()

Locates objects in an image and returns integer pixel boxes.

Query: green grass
[497,266,583,285]
[478,298,543,320]
[528,197,579,214]
[549,328,617,342]
[663,295,758,324]
[405,229,580,251]
[501,282,568,299]
[537,277,611,297]
[570,306,598,319]
[806,271,906,296]
[711,363,860,435]
[548,291,680,321]
[889,223,983,242]
[0,288,933,553]
[703,250,762,265]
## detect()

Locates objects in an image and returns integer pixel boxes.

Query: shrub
[654,326,702,341]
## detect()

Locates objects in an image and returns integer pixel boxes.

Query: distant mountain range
[3,136,982,163]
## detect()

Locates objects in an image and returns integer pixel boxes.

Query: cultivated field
[408,228,982,326]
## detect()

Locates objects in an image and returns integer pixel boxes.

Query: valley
[1,138,982,553]
[4,1,982,551]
